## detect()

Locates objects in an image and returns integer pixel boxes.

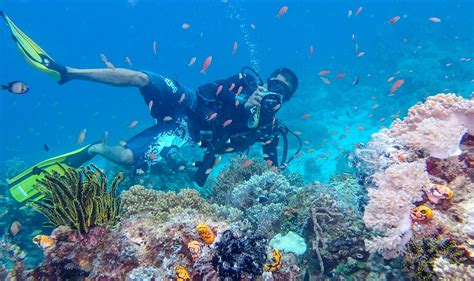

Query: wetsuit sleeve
[262,134,279,167]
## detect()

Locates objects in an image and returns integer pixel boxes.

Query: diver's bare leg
[66,67,149,88]
[88,144,134,166]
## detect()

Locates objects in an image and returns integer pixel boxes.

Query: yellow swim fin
[1,11,68,84]
[7,145,94,203]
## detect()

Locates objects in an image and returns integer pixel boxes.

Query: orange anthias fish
[429,17,441,23]
[320,77,331,85]
[175,265,191,281]
[188,57,196,67]
[207,112,218,121]
[100,53,108,63]
[148,100,154,111]
[229,83,236,91]
[301,113,311,119]
[232,40,238,55]
[390,79,405,92]
[222,119,233,128]
[236,86,243,95]
[125,56,132,66]
[182,23,191,29]
[128,120,139,128]
[354,6,363,17]
[388,16,400,24]
[77,129,87,145]
[277,5,288,17]
[216,85,223,96]
[196,223,215,244]
[153,40,157,56]
[319,70,330,76]
[357,52,365,57]
[200,56,212,74]
[178,93,186,104]
[33,235,55,250]
[242,159,253,168]
[335,73,346,79]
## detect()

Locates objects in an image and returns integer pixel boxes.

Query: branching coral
[307,194,366,276]
[28,164,122,234]
[363,161,429,259]
[120,185,214,222]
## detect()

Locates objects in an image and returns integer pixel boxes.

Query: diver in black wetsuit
[2,11,300,195]
[58,66,299,186]
[53,65,297,185]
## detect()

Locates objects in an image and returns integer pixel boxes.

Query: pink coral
[389,93,474,159]
[363,161,430,258]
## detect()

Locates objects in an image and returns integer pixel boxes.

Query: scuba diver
[1,11,301,203]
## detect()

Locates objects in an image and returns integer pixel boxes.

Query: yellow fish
[33,235,55,250]
[174,265,191,281]
[264,248,283,272]
[196,223,215,244]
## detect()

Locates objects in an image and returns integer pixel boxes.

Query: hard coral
[208,156,268,205]
[28,164,122,234]
[403,237,469,281]
[120,185,214,222]
[30,226,139,279]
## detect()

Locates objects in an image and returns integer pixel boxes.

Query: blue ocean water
[0,0,473,277]
[1,0,472,182]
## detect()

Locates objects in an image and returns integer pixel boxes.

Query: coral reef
[363,161,429,258]
[28,164,122,234]
[210,229,267,279]
[403,236,469,280]
[433,256,474,280]
[208,156,269,205]
[357,93,474,279]
[120,185,214,222]
[0,240,27,280]
[30,226,139,279]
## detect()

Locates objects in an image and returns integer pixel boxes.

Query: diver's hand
[244,86,265,109]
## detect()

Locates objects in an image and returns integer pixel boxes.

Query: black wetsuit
[126,70,280,185]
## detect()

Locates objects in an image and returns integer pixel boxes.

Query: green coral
[403,236,469,281]
[120,185,214,222]
[28,164,122,234]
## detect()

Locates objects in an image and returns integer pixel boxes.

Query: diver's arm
[65,67,149,88]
